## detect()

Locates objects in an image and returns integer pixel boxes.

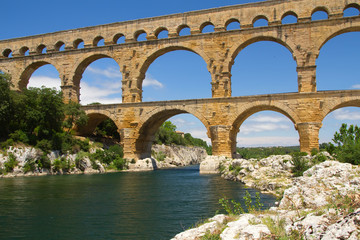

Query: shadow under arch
[76,112,120,139]
[135,107,209,159]
[19,60,60,90]
[230,104,300,153]
[137,46,211,97]
[228,36,295,72]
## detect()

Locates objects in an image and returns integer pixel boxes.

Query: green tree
[330,123,360,165]
[63,101,88,133]
[0,72,13,139]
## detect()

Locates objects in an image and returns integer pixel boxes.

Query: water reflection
[0,165,275,239]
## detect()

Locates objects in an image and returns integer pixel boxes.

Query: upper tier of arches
[1,1,359,58]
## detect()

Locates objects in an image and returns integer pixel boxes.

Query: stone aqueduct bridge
[0,0,360,159]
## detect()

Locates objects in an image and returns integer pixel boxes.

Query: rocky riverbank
[173,156,360,239]
[0,144,208,177]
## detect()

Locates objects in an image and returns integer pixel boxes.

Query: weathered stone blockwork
[0,0,359,159]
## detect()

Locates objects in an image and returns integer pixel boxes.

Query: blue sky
[1,0,360,147]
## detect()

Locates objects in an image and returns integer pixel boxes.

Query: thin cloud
[332,109,360,121]
[28,76,61,90]
[80,81,122,105]
[240,123,291,134]
[143,76,164,89]
[351,84,360,89]
[87,66,122,79]
[249,115,289,123]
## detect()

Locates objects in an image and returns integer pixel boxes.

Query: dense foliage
[0,73,89,153]
[154,121,212,155]
[94,118,120,139]
[237,146,300,160]
[325,123,360,165]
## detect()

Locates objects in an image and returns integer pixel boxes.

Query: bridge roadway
[80,90,360,159]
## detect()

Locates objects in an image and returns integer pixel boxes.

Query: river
[0,165,276,240]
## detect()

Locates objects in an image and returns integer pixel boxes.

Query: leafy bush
[290,152,309,177]
[4,153,18,172]
[219,191,263,215]
[23,157,36,173]
[152,150,166,161]
[330,124,360,165]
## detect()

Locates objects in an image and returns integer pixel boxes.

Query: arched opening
[37,44,47,54]
[226,19,241,31]
[343,4,360,17]
[77,113,120,142]
[136,111,210,159]
[113,33,125,44]
[231,39,297,96]
[317,32,360,91]
[253,16,268,27]
[236,110,299,157]
[135,30,147,42]
[3,49,12,58]
[311,8,329,21]
[142,48,211,101]
[74,39,85,49]
[93,36,105,47]
[155,28,169,39]
[178,25,191,36]
[78,56,122,105]
[200,22,215,33]
[320,106,360,146]
[55,41,65,51]
[26,64,61,91]
[281,12,298,24]
[20,46,30,56]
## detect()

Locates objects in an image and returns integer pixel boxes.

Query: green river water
[0,165,276,240]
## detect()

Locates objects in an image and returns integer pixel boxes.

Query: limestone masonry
[0,0,359,159]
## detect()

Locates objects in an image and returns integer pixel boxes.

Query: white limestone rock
[171,214,228,240]
[128,158,156,171]
[200,155,228,174]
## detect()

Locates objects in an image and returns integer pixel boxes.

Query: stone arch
[19,46,29,56]
[228,36,295,72]
[71,53,121,96]
[137,45,211,90]
[320,99,360,123]
[230,103,300,154]
[37,44,47,54]
[2,49,12,58]
[134,30,147,41]
[154,27,168,39]
[311,6,329,20]
[252,15,269,27]
[18,60,60,90]
[344,3,360,13]
[135,107,209,159]
[225,18,241,30]
[177,24,191,36]
[200,21,215,33]
[317,26,360,54]
[54,41,65,51]
[73,39,84,49]
[281,11,298,24]
[76,111,120,137]
[93,36,104,46]
[113,33,125,44]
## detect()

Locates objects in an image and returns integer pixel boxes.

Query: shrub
[113,157,126,170]
[290,152,309,177]
[4,153,18,172]
[9,130,29,144]
[23,156,36,173]
[152,150,166,161]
